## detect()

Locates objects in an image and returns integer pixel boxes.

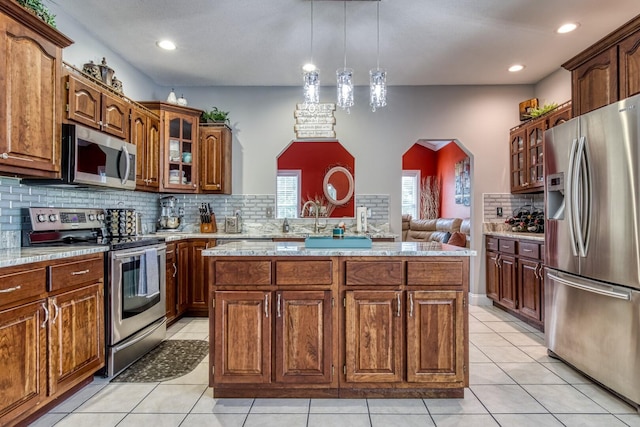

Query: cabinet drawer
[486,237,499,251]
[276,260,333,285]
[345,261,402,286]
[49,256,104,292]
[498,239,516,254]
[518,242,541,259]
[407,261,463,287]
[0,267,46,307]
[215,260,272,285]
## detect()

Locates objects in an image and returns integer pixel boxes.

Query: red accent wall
[437,143,470,219]
[277,141,355,217]
[402,144,438,176]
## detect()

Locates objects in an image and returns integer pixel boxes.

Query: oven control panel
[26,207,105,231]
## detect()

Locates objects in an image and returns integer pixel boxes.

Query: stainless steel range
[23,207,167,377]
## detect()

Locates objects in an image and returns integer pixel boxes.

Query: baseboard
[469,293,492,306]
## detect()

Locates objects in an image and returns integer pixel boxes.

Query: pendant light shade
[336,1,354,113]
[303,0,319,104]
[369,1,387,112]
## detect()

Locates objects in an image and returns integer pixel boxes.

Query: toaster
[224,215,242,233]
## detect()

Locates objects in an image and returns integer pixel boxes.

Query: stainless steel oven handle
[112,246,166,259]
[548,273,630,300]
[111,320,164,352]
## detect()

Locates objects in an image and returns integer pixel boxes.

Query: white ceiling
[55,0,640,87]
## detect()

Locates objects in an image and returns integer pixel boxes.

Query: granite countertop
[0,246,109,269]
[202,241,476,257]
[484,230,545,242]
[151,231,398,242]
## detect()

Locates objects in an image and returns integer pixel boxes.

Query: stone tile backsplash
[483,193,544,223]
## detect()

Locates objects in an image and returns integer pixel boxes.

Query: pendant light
[369,0,387,112]
[336,1,354,113]
[303,0,320,104]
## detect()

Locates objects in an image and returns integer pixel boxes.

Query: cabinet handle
[502,245,511,249]
[172,263,177,278]
[409,293,414,318]
[396,293,401,317]
[0,153,34,161]
[522,248,533,252]
[41,303,49,329]
[265,294,269,318]
[71,269,90,275]
[276,293,281,318]
[52,301,59,323]
[0,285,22,293]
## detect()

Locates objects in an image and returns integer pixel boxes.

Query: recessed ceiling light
[557,22,579,34]
[157,40,176,50]
[508,64,525,72]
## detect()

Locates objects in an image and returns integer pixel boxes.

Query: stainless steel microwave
[24,124,136,190]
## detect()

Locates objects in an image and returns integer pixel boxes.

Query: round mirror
[323,166,354,205]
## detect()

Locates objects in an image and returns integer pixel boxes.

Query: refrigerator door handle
[574,136,591,258]
[567,137,579,256]
[548,273,630,300]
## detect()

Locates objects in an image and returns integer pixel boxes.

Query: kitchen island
[203,241,474,398]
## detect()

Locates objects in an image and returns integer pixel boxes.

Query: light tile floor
[30,306,640,427]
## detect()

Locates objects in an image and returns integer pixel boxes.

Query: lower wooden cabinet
[165,243,178,323]
[176,242,190,317]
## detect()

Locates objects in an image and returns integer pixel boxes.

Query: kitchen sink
[304,235,372,249]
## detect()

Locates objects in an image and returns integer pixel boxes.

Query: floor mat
[111,340,208,383]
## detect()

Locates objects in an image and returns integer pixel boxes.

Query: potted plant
[201,107,230,124]
[16,0,56,27]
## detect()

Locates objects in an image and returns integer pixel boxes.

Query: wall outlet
[266,207,273,218]
[497,207,503,217]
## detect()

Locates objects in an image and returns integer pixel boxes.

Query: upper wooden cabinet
[141,102,202,193]
[509,102,571,194]
[0,0,72,178]
[200,124,232,194]
[66,74,129,140]
[131,106,160,191]
[563,16,640,116]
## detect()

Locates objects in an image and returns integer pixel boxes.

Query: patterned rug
[111,340,209,383]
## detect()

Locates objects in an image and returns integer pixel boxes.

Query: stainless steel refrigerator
[545,94,640,409]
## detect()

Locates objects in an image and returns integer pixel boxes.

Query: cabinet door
[572,47,618,116]
[345,290,403,383]
[0,15,62,176]
[200,125,231,194]
[485,251,500,301]
[189,240,213,312]
[176,242,190,316]
[101,92,129,140]
[213,291,271,384]
[547,104,572,129]
[48,283,104,395]
[163,112,198,192]
[275,290,332,384]
[146,115,160,189]
[0,300,47,425]
[619,33,640,100]
[132,108,148,188]
[165,244,177,322]
[509,128,526,192]
[517,259,543,322]
[526,122,545,191]
[499,254,517,310]
[407,291,465,383]
[66,75,101,130]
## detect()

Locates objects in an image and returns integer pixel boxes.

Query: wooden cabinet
[141,102,202,193]
[509,102,571,194]
[176,241,190,317]
[485,236,544,329]
[66,74,129,140]
[189,239,215,314]
[200,124,232,194]
[0,253,104,427]
[131,106,160,191]
[0,0,72,178]
[165,243,178,324]
[563,17,640,116]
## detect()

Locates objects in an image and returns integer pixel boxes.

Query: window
[402,170,420,219]
[276,170,301,219]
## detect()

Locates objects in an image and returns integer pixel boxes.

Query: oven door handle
[112,246,166,259]
[111,319,165,352]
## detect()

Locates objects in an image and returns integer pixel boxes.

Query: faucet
[301,200,327,233]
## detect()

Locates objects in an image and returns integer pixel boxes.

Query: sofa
[402,216,470,247]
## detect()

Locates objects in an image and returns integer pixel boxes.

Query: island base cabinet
[0,301,47,426]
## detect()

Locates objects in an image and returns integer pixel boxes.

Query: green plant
[16,0,56,27]
[201,107,230,124]
[526,102,558,119]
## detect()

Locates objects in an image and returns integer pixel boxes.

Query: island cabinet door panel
[214,291,271,384]
[48,283,104,395]
[345,291,403,383]
[0,301,47,425]
[406,291,464,383]
[275,291,332,384]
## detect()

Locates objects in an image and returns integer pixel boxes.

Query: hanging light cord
[310,0,314,66]
[376,1,380,70]
[343,1,347,69]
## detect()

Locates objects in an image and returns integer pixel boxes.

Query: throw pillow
[442,232,451,243]
[447,232,466,247]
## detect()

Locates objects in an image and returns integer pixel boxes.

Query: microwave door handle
[120,145,131,185]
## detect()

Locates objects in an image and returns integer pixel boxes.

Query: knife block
[200,222,216,233]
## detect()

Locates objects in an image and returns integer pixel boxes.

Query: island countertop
[202,240,476,257]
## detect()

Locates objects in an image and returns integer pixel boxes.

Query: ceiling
[55,0,640,87]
